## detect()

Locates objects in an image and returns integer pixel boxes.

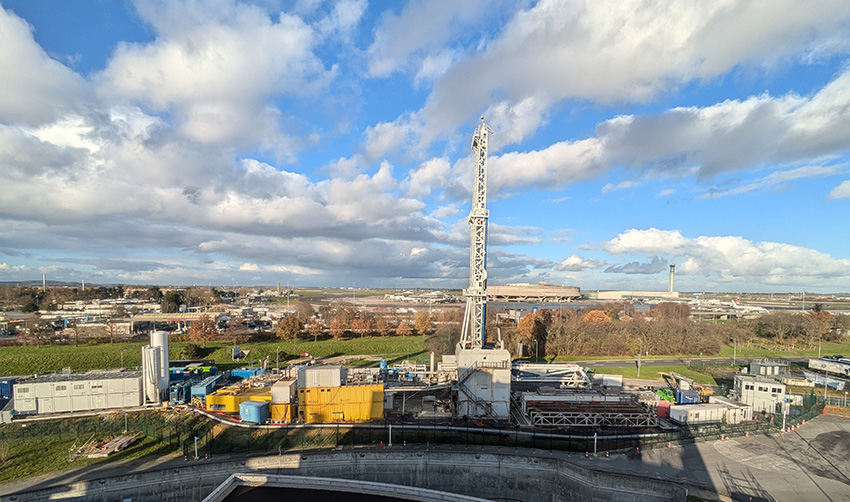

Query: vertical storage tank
[141,345,161,403]
[151,331,170,399]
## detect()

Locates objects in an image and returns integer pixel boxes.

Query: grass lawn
[0,336,429,376]
[591,365,718,385]
[716,339,850,359]
[0,434,177,484]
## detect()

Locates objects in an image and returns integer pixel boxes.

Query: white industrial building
[668,396,752,425]
[734,374,786,413]
[749,359,788,377]
[13,371,143,415]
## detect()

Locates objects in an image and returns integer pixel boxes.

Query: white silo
[141,345,161,403]
[151,330,170,400]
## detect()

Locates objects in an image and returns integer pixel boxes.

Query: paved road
[568,413,850,501]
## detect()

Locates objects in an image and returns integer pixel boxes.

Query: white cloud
[602,228,850,286]
[366,0,489,78]
[0,7,92,127]
[488,138,605,193]
[461,68,850,196]
[419,0,850,145]
[601,181,637,195]
[316,0,367,39]
[558,254,605,272]
[828,180,850,199]
[362,113,423,160]
[239,263,260,271]
[96,0,330,156]
[656,189,675,198]
[405,157,452,197]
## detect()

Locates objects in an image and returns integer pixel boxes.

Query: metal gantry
[459,118,494,350]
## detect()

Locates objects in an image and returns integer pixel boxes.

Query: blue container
[0,378,16,399]
[191,374,222,400]
[676,389,700,404]
[239,400,269,423]
[231,367,263,379]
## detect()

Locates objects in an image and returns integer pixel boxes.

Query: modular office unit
[13,372,143,415]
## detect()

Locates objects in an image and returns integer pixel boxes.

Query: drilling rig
[455,117,511,420]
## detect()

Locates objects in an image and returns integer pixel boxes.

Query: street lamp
[534,339,539,361]
[276,345,280,369]
[121,348,127,370]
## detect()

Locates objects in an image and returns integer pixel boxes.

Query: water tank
[151,331,170,399]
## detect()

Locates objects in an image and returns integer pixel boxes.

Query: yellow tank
[297,384,383,423]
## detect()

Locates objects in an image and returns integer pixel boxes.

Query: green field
[3,335,846,380]
[0,336,428,376]
[591,365,719,385]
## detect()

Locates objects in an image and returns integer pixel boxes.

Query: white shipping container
[71,382,90,396]
[54,396,71,413]
[72,395,91,411]
[298,366,343,388]
[15,398,36,413]
[34,383,53,399]
[92,394,106,409]
[123,392,141,407]
[107,393,123,409]
[107,379,124,394]
[271,379,297,403]
[669,403,727,425]
[125,377,141,393]
[37,398,54,414]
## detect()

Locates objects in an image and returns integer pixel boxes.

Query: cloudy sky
[1,0,850,292]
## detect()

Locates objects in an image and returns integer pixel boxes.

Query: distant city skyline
[1,1,849,292]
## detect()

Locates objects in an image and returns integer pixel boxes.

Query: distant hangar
[486,283,580,303]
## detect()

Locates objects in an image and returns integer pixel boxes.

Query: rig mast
[454,117,510,420]
[459,117,494,350]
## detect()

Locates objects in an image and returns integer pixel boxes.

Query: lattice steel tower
[459,117,494,350]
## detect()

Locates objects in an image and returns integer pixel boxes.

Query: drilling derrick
[460,117,493,350]
[455,117,511,420]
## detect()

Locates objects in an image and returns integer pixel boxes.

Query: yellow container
[270,403,294,423]
[205,387,271,413]
[297,384,383,423]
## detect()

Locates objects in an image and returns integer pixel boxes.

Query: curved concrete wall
[1,449,698,502]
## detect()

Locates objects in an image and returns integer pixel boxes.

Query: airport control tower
[456,118,511,420]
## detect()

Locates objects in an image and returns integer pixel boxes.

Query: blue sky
[1,0,850,292]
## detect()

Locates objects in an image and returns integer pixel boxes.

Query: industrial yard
[1,121,849,501]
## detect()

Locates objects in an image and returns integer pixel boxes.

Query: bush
[180,343,202,359]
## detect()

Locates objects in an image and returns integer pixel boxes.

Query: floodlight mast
[459,117,494,350]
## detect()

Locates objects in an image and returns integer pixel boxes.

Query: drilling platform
[455,118,512,420]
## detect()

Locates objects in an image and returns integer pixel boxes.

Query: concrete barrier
[2,449,697,502]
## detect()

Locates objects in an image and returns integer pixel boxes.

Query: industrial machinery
[455,118,511,420]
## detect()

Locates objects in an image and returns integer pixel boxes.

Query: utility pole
[637,338,642,378]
